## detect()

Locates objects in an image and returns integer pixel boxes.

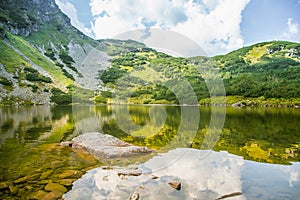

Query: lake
[0,105,300,199]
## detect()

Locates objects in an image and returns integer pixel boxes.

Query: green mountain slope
[214,41,300,98]
[0,0,299,106]
[97,41,300,106]
[0,0,146,105]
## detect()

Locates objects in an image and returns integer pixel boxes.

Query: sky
[55,0,300,56]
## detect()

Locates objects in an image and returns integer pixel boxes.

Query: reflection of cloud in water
[64,149,246,199]
[143,148,245,199]
[289,171,299,187]
[64,149,300,199]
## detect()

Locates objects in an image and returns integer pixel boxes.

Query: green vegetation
[98,41,300,107]
[0,39,30,73]
[4,32,73,86]
[0,76,12,86]
[97,39,147,56]
[67,85,94,104]
[94,95,107,104]
[25,72,52,83]
[50,88,72,105]
[27,84,38,92]
[1,3,300,107]
[98,49,210,104]
[214,41,300,100]
[199,96,300,107]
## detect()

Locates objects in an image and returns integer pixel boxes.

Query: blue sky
[55,0,300,56]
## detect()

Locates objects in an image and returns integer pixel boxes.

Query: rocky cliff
[0,0,69,36]
[0,0,112,105]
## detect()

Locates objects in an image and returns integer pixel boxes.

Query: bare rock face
[0,0,70,36]
[71,132,153,159]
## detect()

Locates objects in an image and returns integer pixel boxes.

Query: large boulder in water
[70,132,153,158]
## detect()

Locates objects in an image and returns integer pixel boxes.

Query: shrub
[0,77,12,86]
[24,67,38,73]
[50,94,72,105]
[27,84,38,92]
[95,95,107,104]
[51,88,64,95]
[59,51,75,65]
[25,73,52,83]
[101,91,113,98]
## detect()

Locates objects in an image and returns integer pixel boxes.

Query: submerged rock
[64,149,250,200]
[70,132,153,159]
[28,190,49,200]
[0,181,10,190]
[13,174,40,184]
[55,179,76,187]
[129,191,140,200]
[168,181,181,190]
[45,182,67,194]
[9,185,18,194]
[40,170,53,180]
[58,170,83,179]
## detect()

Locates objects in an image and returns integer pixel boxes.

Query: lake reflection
[72,105,300,164]
[64,149,300,200]
[0,105,300,199]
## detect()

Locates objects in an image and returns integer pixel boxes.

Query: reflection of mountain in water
[64,149,300,200]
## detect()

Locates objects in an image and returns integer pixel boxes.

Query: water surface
[0,105,299,199]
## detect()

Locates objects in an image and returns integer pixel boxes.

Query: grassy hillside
[214,41,300,99]
[0,0,299,106]
[97,41,300,107]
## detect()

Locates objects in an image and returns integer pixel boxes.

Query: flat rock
[43,191,65,200]
[45,182,67,194]
[55,179,75,187]
[58,170,83,179]
[70,132,153,158]
[0,181,10,190]
[13,174,40,184]
[28,190,49,200]
[40,170,53,180]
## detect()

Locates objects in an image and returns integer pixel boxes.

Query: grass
[5,32,73,86]
[199,96,300,107]
[26,22,97,50]
[0,39,30,73]
[245,43,272,64]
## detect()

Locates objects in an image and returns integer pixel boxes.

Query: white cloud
[283,18,299,39]
[55,0,93,37]
[90,0,250,56]
[287,18,299,35]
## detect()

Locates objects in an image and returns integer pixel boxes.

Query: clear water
[0,105,300,199]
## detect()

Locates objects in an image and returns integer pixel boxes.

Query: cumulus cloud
[55,0,93,37]
[90,0,250,56]
[283,18,299,39]
[287,18,299,35]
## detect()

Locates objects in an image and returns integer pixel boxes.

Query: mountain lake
[0,105,300,199]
